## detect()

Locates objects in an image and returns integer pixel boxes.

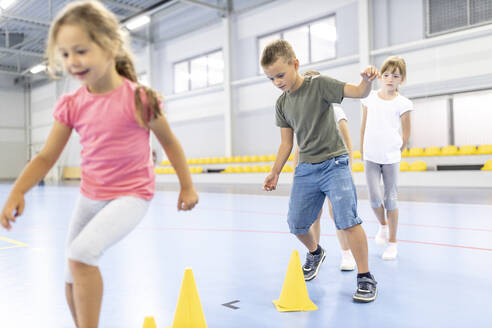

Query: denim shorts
[288,154,363,234]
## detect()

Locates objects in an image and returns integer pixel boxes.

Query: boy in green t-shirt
[261,40,378,303]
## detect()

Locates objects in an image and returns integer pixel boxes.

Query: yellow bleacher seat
[259,155,268,162]
[267,154,276,161]
[423,147,441,156]
[400,161,410,171]
[226,156,234,163]
[261,165,272,172]
[63,167,81,179]
[408,147,424,157]
[219,157,227,164]
[477,145,492,155]
[409,161,427,171]
[441,145,458,156]
[243,165,252,173]
[242,155,251,163]
[189,158,198,165]
[233,156,242,163]
[401,148,409,157]
[458,145,477,155]
[282,164,294,172]
[352,162,364,172]
[252,165,262,173]
[160,159,170,166]
[223,166,234,173]
[353,150,362,159]
[250,155,259,163]
[232,166,243,173]
[481,160,492,171]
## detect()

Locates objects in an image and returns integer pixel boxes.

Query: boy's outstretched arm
[343,66,378,99]
[264,127,293,191]
[149,115,198,211]
[1,122,72,230]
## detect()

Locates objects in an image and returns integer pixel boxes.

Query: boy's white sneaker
[382,243,398,260]
[375,225,388,246]
[340,251,356,271]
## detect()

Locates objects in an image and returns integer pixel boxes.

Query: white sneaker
[375,225,388,246]
[382,243,398,260]
[340,251,356,271]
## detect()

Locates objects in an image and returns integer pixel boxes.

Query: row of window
[173,16,337,94]
[172,1,492,94]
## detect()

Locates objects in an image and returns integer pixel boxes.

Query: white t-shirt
[333,105,347,123]
[361,90,413,164]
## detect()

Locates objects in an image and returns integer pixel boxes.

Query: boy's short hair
[380,56,407,81]
[260,40,296,67]
[302,70,320,77]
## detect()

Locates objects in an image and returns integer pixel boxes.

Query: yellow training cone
[166,268,207,328]
[142,316,157,328]
[273,250,318,312]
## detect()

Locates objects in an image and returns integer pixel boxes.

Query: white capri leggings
[364,160,399,211]
[64,194,150,283]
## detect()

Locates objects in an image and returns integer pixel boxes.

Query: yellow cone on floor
[166,268,207,328]
[273,250,318,312]
[142,316,157,328]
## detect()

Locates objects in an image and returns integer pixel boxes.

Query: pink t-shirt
[53,78,155,200]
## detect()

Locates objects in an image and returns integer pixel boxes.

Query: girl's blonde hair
[46,0,161,127]
[380,56,407,82]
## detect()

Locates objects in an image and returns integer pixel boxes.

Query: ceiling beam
[0,13,50,28]
[0,46,43,58]
[179,0,227,14]
[102,0,142,13]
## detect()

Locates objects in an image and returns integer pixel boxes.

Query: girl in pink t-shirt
[0,1,198,326]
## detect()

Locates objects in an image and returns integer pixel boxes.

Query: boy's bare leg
[65,283,79,327]
[344,224,369,273]
[309,209,322,245]
[296,229,318,252]
[327,200,351,250]
[69,260,103,328]
[386,208,399,243]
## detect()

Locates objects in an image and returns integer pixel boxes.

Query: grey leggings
[64,194,150,283]
[364,160,399,210]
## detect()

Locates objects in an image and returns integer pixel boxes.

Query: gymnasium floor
[1,182,491,327]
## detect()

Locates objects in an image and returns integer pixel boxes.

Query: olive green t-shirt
[275,75,347,163]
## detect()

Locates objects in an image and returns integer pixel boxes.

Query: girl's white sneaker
[375,225,388,246]
[382,243,398,260]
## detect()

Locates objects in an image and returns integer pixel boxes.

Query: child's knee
[68,240,99,268]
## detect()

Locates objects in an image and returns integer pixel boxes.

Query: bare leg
[309,209,322,246]
[386,208,399,243]
[344,224,369,273]
[327,200,350,251]
[372,205,387,226]
[296,230,318,253]
[69,260,103,328]
[65,283,79,328]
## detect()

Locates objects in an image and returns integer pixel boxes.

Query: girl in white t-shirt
[292,71,357,271]
[360,56,413,260]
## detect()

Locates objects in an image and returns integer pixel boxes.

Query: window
[173,50,224,93]
[426,0,492,36]
[257,16,337,73]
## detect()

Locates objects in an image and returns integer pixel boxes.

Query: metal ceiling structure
[0,0,276,78]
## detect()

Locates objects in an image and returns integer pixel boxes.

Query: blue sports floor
[0,183,491,327]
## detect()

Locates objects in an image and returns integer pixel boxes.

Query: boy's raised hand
[263,172,279,191]
[360,66,379,82]
[1,191,25,230]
